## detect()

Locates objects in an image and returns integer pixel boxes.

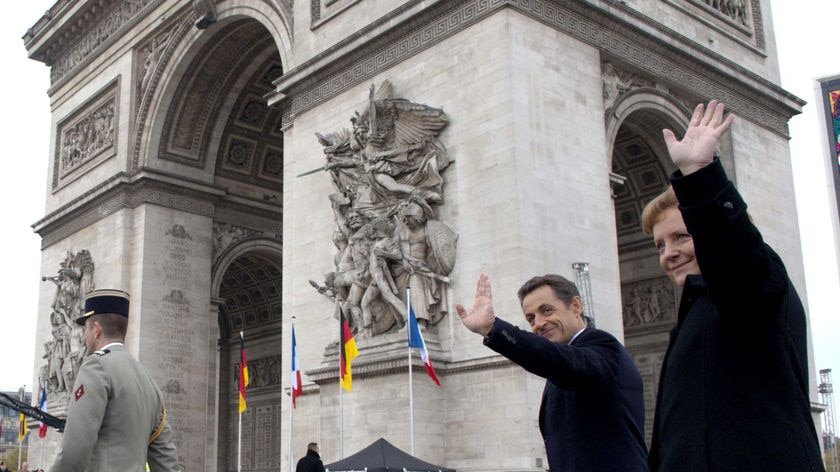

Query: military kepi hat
[76,289,130,326]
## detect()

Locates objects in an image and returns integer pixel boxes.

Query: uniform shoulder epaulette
[92,349,111,356]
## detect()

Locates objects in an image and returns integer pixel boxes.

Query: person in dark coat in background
[456,273,648,472]
[296,442,325,472]
[643,100,824,472]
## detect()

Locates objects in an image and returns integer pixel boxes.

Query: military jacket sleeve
[51,353,111,472]
[146,416,180,472]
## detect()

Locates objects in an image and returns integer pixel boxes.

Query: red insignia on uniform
[74,384,85,401]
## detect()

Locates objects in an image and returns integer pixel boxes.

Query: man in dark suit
[642,100,824,471]
[296,442,325,472]
[456,273,648,472]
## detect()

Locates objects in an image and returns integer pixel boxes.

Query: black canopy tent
[324,437,455,472]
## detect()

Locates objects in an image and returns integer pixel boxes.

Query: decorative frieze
[49,0,163,86]
[54,79,119,189]
[277,0,796,137]
[622,277,677,331]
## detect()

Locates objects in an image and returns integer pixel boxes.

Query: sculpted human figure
[329,200,370,330]
[49,311,71,392]
[360,220,407,337]
[396,197,451,327]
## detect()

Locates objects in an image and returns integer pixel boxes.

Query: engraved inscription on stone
[157,288,196,451]
[631,350,666,442]
[163,224,194,290]
[242,408,254,468]
[274,403,283,465]
[157,223,198,453]
[255,405,273,468]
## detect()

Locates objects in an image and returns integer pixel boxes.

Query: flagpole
[288,317,296,472]
[39,437,44,470]
[407,288,415,456]
[338,301,344,459]
[238,331,243,472]
[19,385,25,471]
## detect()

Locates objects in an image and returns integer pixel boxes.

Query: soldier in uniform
[51,289,179,472]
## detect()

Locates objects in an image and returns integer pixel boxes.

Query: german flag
[18,410,27,442]
[239,331,249,414]
[18,388,27,442]
[339,307,358,392]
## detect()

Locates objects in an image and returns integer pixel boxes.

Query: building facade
[22,1,818,471]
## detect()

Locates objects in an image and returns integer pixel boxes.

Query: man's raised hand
[455,273,497,337]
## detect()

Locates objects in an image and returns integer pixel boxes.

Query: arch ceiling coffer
[219,254,282,336]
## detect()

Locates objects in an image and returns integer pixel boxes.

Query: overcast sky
[1,2,837,400]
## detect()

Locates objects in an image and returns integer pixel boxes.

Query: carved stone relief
[137,27,178,107]
[308,80,458,339]
[212,222,262,263]
[695,0,750,27]
[602,61,693,116]
[622,277,677,329]
[311,0,362,27]
[602,62,657,112]
[39,250,95,406]
[235,355,283,389]
[55,81,118,189]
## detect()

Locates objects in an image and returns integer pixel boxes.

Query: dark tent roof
[324,437,455,472]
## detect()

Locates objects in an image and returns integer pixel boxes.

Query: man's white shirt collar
[568,327,586,345]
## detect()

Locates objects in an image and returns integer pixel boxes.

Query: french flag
[291,322,303,407]
[408,304,441,386]
[38,384,48,438]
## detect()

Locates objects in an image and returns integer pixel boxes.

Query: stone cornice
[306,352,513,384]
[24,0,167,91]
[33,168,282,249]
[272,0,803,137]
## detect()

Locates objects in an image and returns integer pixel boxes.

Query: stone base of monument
[303,328,452,462]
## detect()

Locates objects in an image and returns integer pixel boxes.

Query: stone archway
[213,241,283,472]
[609,100,686,444]
[148,13,286,471]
